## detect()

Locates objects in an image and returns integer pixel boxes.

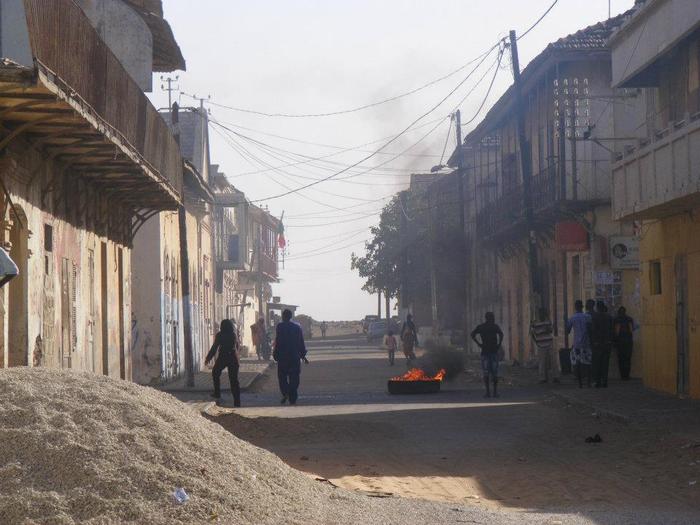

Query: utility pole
[160,75,179,109]
[427,193,439,336]
[377,290,382,318]
[399,191,408,320]
[455,110,470,351]
[257,232,264,321]
[509,30,540,318]
[173,102,195,387]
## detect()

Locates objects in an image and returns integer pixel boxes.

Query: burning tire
[387,379,441,394]
[387,368,445,395]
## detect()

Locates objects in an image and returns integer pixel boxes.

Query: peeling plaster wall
[0,141,132,377]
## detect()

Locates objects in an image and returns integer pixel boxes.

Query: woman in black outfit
[205,319,241,406]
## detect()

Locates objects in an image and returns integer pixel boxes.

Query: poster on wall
[610,236,640,269]
[595,271,623,308]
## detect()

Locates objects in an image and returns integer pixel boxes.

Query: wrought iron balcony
[475,163,601,243]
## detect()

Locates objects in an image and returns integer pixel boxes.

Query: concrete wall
[0,141,131,379]
[0,0,33,67]
[75,0,154,91]
[638,209,700,397]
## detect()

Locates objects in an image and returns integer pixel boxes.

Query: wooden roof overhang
[0,61,182,217]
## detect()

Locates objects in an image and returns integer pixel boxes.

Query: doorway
[117,247,125,380]
[8,208,28,367]
[676,254,689,396]
[100,242,108,376]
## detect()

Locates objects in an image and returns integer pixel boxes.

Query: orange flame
[390,368,446,382]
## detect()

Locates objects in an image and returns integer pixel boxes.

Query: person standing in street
[320,321,328,339]
[384,330,398,366]
[251,318,266,360]
[471,312,504,398]
[591,301,614,388]
[614,306,635,380]
[205,319,241,407]
[566,300,592,388]
[274,309,308,405]
[400,314,418,365]
[530,307,559,384]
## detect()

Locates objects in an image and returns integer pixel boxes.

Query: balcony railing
[22,0,182,204]
[260,253,278,280]
[612,112,700,220]
[476,163,603,239]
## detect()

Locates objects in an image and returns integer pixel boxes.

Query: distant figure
[566,300,592,388]
[384,330,398,366]
[320,321,328,339]
[400,314,418,365]
[591,301,614,388]
[614,306,635,380]
[530,307,559,384]
[274,309,308,405]
[251,318,266,360]
[471,312,504,398]
[205,319,241,407]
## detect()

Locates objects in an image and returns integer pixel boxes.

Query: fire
[390,368,446,382]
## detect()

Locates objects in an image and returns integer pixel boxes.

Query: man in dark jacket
[591,301,614,388]
[274,309,308,405]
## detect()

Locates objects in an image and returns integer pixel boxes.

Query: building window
[44,224,53,252]
[650,260,662,295]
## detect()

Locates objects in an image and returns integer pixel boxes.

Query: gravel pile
[0,367,500,525]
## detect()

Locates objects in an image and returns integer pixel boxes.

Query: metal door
[676,255,689,396]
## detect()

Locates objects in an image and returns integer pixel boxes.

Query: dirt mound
[0,367,483,525]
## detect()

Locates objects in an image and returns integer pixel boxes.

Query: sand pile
[0,367,491,525]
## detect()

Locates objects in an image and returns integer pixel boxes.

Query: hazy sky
[149,0,635,321]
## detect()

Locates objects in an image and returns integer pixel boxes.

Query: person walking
[274,309,308,405]
[530,307,559,384]
[591,301,614,388]
[205,319,241,407]
[320,321,328,339]
[471,312,504,398]
[614,306,635,380]
[400,314,418,366]
[566,300,592,388]
[251,318,266,360]
[384,330,398,366]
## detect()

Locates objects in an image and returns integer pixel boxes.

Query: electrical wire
[181,44,499,118]
[247,43,503,203]
[211,118,442,158]
[517,0,559,40]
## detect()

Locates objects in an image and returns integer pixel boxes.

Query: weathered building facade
[451,11,641,366]
[0,0,182,379]
[132,106,217,384]
[610,0,700,397]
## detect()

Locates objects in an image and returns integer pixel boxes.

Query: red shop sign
[555,222,589,251]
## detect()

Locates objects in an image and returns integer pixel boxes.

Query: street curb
[159,362,272,394]
[548,390,632,425]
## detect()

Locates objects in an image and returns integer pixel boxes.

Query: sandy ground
[200,334,700,522]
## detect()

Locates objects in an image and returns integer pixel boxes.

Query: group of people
[470,302,634,398]
[564,300,635,388]
[205,309,308,407]
[383,314,418,366]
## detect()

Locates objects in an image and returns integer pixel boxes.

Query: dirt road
[206,334,700,523]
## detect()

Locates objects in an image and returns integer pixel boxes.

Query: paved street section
[201,334,700,524]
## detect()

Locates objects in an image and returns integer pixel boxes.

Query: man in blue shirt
[274,309,308,405]
[566,300,592,388]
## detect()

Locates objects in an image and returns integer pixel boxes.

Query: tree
[351,192,428,302]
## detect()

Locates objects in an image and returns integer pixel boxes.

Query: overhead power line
[183,45,499,118]
[246,42,503,203]
[517,0,560,40]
